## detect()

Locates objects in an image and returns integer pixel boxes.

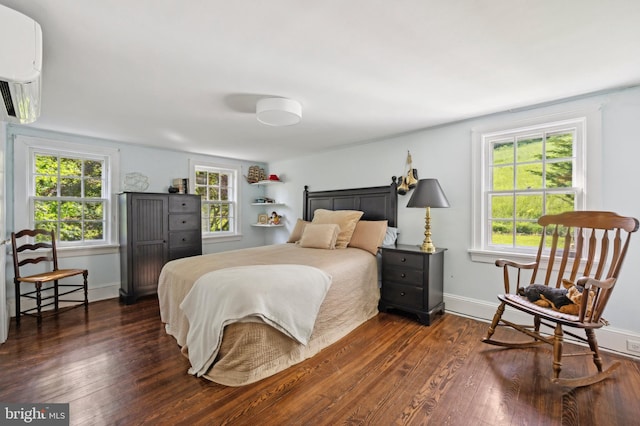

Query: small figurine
[270,211,281,225]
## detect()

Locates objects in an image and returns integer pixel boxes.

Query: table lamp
[406,178,450,252]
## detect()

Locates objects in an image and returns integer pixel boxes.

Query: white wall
[3,126,269,315]
[267,86,640,355]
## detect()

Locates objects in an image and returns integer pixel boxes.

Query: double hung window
[190,161,240,238]
[14,136,119,248]
[471,113,597,260]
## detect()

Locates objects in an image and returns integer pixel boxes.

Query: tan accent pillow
[348,220,388,255]
[311,209,364,248]
[287,219,309,243]
[298,224,340,249]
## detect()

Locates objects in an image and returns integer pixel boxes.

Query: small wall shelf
[250,180,284,185]
[251,202,285,206]
[251,223,285,228]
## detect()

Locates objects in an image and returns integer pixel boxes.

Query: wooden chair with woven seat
[482,211,639,387]
[11,228,89,325]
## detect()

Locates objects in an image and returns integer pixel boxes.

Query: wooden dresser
[119,192,202,304]
[379,244,445,325]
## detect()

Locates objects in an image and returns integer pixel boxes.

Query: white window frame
[189,159,241,241]
[14,136,120,254]
[470,107,602,264]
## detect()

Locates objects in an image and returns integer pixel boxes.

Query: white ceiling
[2,1,640,162]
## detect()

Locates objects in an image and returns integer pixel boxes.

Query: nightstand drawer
[382,268,423,286]
[381,282,423,310]
[382,250,424,270]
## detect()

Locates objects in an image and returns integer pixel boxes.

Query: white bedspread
[180,264,332,377]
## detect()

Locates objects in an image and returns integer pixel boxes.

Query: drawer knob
[182,238,186,242]
[400,292,406,296]
[182,220,187,224]
[400,273,406,278]
[401,257,406,262]
[182,202,186,206]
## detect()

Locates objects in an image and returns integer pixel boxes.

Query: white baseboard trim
[7,284,120,318]
[444,293,640,361]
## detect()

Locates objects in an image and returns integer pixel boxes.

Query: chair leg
[36,282,42,324]
[586,329,604,373]
[483,301,506,341]
[83,271,89,308]
[54,280,59,312]
[552,323,564,381]
[14,281,21,327]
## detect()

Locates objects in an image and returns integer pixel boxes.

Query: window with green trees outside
[194,165,237,235]
[32,153,107,243]
[486,120,583,251]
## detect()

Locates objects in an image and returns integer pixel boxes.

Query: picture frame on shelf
[258,214,269,225]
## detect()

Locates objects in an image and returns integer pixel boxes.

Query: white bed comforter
[180,264,332,377]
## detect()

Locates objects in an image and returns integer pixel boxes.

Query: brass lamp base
[420,240,436,253]
[420,206,437,253]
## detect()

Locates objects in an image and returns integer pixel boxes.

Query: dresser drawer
[382,268,424,286]
[382,250,424,270]
[169,214,200,231]
[169,230,201,248]
[169,195,199,213]
[381,282,423,310]
[169,246,201,261]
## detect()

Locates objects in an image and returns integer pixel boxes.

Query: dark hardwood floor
[1,297,640,425]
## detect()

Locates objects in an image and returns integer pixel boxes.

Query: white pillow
[382,226,399,247]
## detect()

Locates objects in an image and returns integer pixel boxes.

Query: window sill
[202,234,243,244]
[468,249,537,265]
[14,244,121,259]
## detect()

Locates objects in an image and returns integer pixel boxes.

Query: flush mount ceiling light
[256,97,302,126]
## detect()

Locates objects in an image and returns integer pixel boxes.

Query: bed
[157,179,398,386]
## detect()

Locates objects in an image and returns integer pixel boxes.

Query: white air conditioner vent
[0,5,42,124]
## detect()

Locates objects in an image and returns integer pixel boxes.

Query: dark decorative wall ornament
[397,151,418,195]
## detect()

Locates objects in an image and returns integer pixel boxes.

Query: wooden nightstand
[379,244,445,325]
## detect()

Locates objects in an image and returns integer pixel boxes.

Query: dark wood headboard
[302,177,398,227]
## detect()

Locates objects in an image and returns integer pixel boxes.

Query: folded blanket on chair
[180,264,332,377]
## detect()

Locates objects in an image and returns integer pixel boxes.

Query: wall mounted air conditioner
[0,4,42,124]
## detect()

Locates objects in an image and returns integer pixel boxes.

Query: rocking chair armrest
[576,276,616,290]
[574,277,616,322]
[495,259,537,294]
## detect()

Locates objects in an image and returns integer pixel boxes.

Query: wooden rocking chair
[483,211,639,387]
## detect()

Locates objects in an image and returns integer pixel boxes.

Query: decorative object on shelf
[258,214,269,225]
[247,165,259,183]
[246,165,267,183]
[268,174,280,181]
[269,211,281,225]
[254,197,277,204]
[397,151,419,195]
[123,172,149,192]
[171,178,189,194]
[168,186,179,193]
[406,179,450,253]
[256,97,302,126]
